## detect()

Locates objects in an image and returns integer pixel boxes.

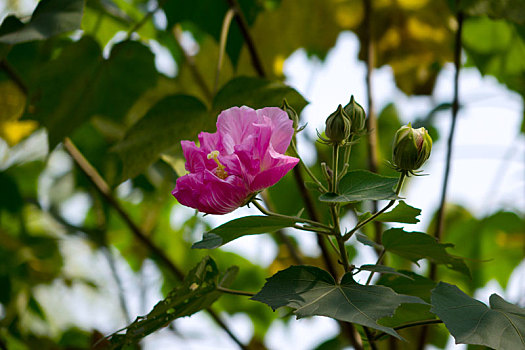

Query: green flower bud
[325,104,351,144]
[343,95,366,134]
[281,98,299,130]
[392,123,432,172]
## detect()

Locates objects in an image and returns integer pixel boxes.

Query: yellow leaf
[0,120,38,146]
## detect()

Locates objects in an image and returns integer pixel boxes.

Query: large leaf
[382,228,470,277]
[252,265,425,339]
[192,215,298,249]
[25,37,158,148]
[0,0,84,44]
[112,95,208,181]
[212,76,308,116]
[431,282,525,350]
[374,201,422,224]
[319,170,399,204]
[108,256,238,348]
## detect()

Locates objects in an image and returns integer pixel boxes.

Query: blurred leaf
[192,215,297,249]
[253,265,425,339]
[212,76,308,115]
[355,0,454,95]
[108,256,237,348]
[236,0,362,77]
[356,232,383,250]
[459,0,525,25]
[162,0,262,66]
[374,201,421,224]
[112,94,208,182]
[25,37,158,149]
[382,228,470,277]
[319,170,399,204]
[0,77,26,123]
[0,0,84,44]
[431,282,525,349]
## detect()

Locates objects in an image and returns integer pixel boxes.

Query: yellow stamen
[207,150,228,179]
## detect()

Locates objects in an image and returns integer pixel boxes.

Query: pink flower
[172,106,299,214]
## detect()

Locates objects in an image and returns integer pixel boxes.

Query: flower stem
[332,143,340,193]
[252,200,331,230]
[291,139,328,193]
[343,172,406,241]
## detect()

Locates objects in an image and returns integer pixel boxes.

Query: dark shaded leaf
[382,228,470,277]
[212,77,308,116]
[252,265,425,339]
[319,170,399,204]
[193,215,297,249]
[0,0,84,44]
[357,265,413,279]
[356,232,383,250]
[112,94,208,181]
[25,37,158,148]
[431,282,525,350]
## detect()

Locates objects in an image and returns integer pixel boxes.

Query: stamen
[207,150,228,179]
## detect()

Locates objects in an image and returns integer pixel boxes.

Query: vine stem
[343,172,406,241]
[62,138,250,350]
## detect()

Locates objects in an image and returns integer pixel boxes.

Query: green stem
[343,172,406,241]
[217,286,256,297]
[340,136,354,179]
[365,249,385,285]
[252,200,331,230]
[293,224,333,235]
[374,320,443,341]
[291,139,328,193]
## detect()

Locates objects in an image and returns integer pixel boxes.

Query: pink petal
[250,153,299,192]
[172,172,204,209]
[197,171,249,214]
[198,131,223,153]
[217,106,258,154]
[256,107,294,154]
[181,141,207,173]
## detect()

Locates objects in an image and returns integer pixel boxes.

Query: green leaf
[460,0,525,25]
[192,215,298,249]
[431,282,525,350]
[26,37,158,148]
[252,265,426,339]
[374,201,421,224]
[212,77,308,116]
[0,0,84,44]
[382,228,470,277]
[319,170,399,204]
[112,95,208,182]
[356,232,383,250]
[357,265,414,280]
[108,256,237,348]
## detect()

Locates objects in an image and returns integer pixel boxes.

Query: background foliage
[0,0,524,349]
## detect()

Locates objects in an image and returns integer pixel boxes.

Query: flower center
[207,150,228,179]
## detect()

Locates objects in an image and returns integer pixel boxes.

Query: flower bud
[392,123,432,172]
[343,95,366,134]
[325,104,351,144]
[281,98,299,130]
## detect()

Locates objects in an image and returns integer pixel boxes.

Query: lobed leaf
[382,228,470,277]
[252,265,426,340]
[374,201,421,224]
[431,282,525,350]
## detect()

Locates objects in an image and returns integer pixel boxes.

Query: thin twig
[126,0,168,39]
[374,320,443,341]
[225,0,266,77]
[62,138,249,350]
[365,249,385,285]
[217,286,256,297]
